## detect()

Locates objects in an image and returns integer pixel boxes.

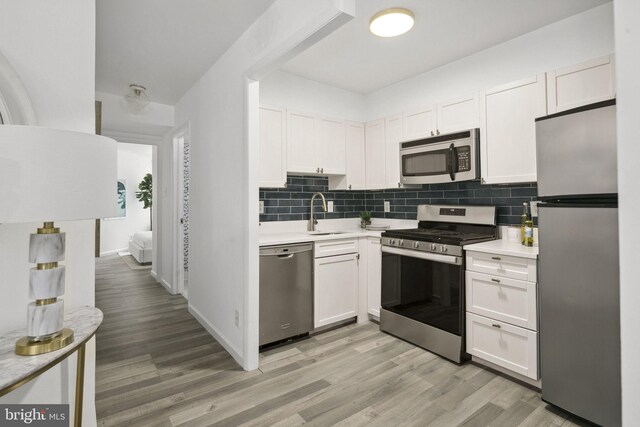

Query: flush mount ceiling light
[124,83,150,113]
[369,8,415,37]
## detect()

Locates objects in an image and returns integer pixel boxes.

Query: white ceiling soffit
[281,0,611,94]
[96,0,276,105]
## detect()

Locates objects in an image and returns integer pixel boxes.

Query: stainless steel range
[380,204,497,363]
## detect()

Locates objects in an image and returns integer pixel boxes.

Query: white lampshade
[0,125,117,223]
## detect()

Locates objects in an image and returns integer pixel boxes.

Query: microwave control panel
[457,146,471,172]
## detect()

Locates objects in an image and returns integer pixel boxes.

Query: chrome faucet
[308,192,327,231]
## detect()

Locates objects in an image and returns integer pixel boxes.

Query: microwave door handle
[448,143,457,181]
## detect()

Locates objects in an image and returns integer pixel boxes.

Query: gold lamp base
[15,328,74,356]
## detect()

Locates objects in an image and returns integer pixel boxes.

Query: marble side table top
[0,306,103,395]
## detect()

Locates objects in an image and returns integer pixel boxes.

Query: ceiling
[96,0,275,105]
[281,0,611,94]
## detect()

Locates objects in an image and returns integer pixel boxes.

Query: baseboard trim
[150,270,159,282]
[188,304,244,369]
[159,279,174,294]
[100,248,128,257]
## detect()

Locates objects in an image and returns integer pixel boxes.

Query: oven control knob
[413,241,419,249]
[430,243,437,251]
[399,239,404,246]
[441,246,448,253]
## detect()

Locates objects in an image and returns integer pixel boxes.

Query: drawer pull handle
[491,278,501,283]
[491,256,501,260]
[492,323,501,329]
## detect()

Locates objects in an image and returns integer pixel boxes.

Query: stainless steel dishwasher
[259,242,313,347]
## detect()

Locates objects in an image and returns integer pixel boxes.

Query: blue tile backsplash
[260,175,537,225]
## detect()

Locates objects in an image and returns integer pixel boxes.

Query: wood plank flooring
[95,255,587,426]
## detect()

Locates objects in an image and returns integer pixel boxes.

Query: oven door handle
[382,246,462,265]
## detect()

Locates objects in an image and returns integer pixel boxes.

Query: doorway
[172,123,191,298]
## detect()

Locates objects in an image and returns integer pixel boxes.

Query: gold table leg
[74,343,86,427]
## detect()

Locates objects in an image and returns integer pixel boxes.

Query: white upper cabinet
[316,116,346,175]
[259,105,287,188]
[385,115,402,188]
[287,110,316,174]
[329,121,365,190]
[547,55,616,114]
[345,121,366,189]
[365,119,386,189]
[436,93,480,134]
[403,94,480,141]
[480,74,547,184]
[403,105,436,140]
[287,110,346,175]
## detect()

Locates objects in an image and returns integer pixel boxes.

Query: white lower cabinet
[314,248,358,328]
[466,249,539,381]
[366,237,382,317]
[466,313,538,380]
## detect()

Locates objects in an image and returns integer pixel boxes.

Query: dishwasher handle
[260,243,313,257]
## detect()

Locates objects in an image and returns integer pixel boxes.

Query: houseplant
[135,173,153,230]
[359,210,372,229]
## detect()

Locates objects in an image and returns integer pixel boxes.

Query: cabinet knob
[398,182,402,188]
[430,131,435,136]
[321,168,324,173]
[316,167,320,173]
[491,323,502,329]
[491,278,501,283]
[348,184,352,190]
[491,256,502,261]
[436,129,441,135]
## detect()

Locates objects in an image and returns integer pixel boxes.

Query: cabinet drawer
[314,239,359,258]
[466,313,538,380]
[466,251,536,282]
[466,271,537,330]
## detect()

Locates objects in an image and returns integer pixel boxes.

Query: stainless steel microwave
[399,129,480,185]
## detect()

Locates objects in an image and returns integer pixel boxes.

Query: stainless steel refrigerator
[536,99,620,427]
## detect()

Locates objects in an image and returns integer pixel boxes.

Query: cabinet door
[366,237,382,317]
[547,55,616,114]
[436,93,480,134]
[314,253,358,328]
[316,116,346,175]
[385,115,402,189]
[345,121,365,190]
[466,313,538,380]
[480,74,547,184]
[403,106,436,140]
[259,105,287,188]
[365,119,386,189]
[287,110,317,174]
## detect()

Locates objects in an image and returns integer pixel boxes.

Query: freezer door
[538,205,620,426]
[536,103,617,198]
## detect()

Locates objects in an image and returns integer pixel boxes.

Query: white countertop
[464,239,538,259]
[259,218,418,247]
[260,229,382,246]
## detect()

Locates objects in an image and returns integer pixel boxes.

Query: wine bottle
[524,219,534,247]
[520,202,528,245]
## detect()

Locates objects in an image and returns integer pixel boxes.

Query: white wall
[260,70,365,121]
[174,0,354,370]
[365,3,614,120]
[0,0,98,425]
[613,0,640,424]
[100,143,153,255]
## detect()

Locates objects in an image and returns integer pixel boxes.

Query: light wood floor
[95,255,587,426]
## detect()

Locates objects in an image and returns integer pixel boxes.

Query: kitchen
[258,1,619,425]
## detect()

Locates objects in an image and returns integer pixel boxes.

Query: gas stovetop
[381,204,497,257]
